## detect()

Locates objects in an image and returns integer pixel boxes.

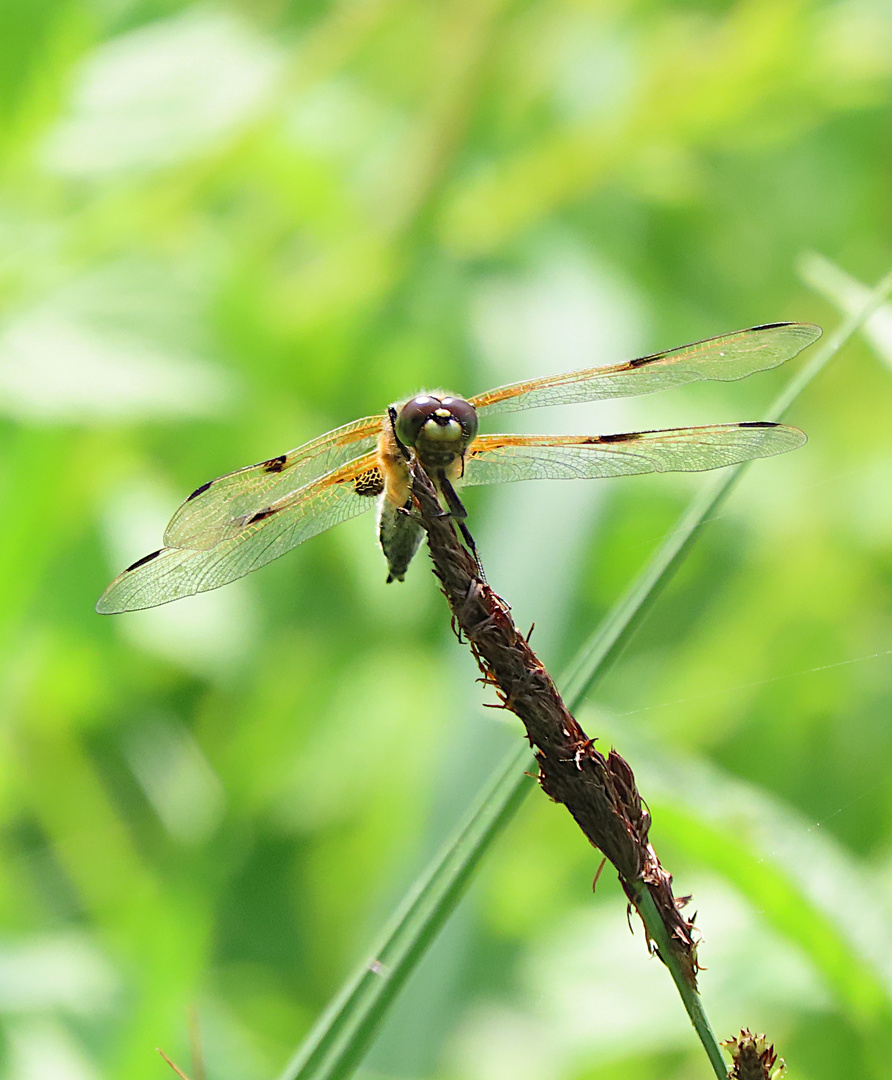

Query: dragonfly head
[395,395,479,465]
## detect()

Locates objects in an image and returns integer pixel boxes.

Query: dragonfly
[96,321,820,613]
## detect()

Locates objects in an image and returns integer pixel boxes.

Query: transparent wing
[97,454,384,613]
[164,414,382,550]
[468,323,821,418]
[462,423,806,486]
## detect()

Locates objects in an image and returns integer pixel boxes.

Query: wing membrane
[469,323,821,418]
[164,414,382,550]
[97,454,383,613]
[462,423,806,486]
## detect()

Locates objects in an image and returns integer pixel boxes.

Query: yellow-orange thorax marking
[377,422,411,507]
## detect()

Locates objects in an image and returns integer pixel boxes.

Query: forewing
[97,454,384,613]
[462,423,806,485]
[469,323,821,418]
[164,414,382,550]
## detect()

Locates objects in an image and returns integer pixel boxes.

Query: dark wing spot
[247,507,276,524]
[125,549,163,573]
[353,467,385,497]
[747,322,789,331]
[596,431,642,443]
[628,353,662,368]
[738,421,777,428]
[186,480,213,501]
[263,455,287,473]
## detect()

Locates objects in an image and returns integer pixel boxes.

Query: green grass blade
[276,744,534,1080]
[562,267,892,708]
[798,251,892,376]
[278,267,892,1080]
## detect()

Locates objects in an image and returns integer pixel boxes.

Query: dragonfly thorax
[395,394,479,469]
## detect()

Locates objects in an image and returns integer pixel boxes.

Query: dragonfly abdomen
[378,497,424,583]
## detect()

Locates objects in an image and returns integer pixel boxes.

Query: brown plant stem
[410,463,728,1078]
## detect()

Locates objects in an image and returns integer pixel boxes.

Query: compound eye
[395,396,439,447]
[440,397,479,442]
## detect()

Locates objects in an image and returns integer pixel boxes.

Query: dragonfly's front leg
[437,470,468,521]
[437,470,486,583]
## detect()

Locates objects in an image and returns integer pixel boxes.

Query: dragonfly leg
[437,472,468,521]
[459,521,486,582]
[388,406,412,461]
[438,471,486,582]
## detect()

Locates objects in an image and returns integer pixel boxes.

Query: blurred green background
[2,0,892,1078]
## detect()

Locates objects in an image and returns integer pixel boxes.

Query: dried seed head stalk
[410,462,699,985]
